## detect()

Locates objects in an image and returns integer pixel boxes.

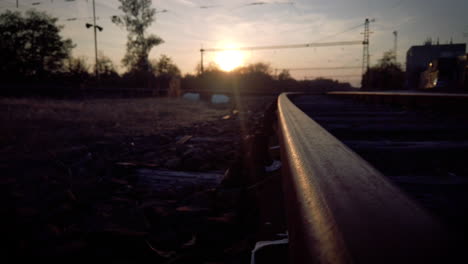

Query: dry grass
[0,97,230,156]
[0,96,277,261]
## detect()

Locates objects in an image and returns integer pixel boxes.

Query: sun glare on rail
[215,49,244,71]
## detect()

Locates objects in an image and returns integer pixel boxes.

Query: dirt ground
[0,95,278,262]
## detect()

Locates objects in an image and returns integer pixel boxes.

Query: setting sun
[215,50,244,71]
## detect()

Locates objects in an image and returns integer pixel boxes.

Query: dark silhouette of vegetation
[362,50,405,90]
[96,52,119,79]
[65,56,91,85]
[182,62,354,95]
[112,0,163,74]
[151,55,181,77]
[0,8,176,97]
[0,9,352,98]
[0,10,74,83]
[60,53,120,90]
[277,69,293,81]
[237,62,273,75]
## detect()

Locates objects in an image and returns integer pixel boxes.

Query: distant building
[460,54,468,90]
[419,55,467,90]
[406,42,466,89]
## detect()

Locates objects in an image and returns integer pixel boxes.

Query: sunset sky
[1,0,467,86]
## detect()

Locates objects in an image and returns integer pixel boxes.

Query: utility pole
[200,48,204,74]
[92,0,99,81]
[362,18,370,76]
[86,1,103,82]
[393,30,398,63]
[16,0,19,8]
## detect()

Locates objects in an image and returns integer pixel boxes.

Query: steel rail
[328,91,468,98]
[277,93,455,263]
[328,91,468,110]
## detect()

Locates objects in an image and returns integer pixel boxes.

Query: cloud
[173,0,197,7]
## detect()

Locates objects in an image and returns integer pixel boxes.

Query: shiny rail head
[328,91,468,98]
[277,93,459,263]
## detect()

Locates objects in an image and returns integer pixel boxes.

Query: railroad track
[276,92,468,263]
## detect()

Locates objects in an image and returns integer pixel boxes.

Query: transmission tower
[361,18,370,76]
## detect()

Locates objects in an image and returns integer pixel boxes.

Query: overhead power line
[280,66,361,71]
[62,16,99,21]
[304,74,362,78]
[201,40,362,52]
[199,5,219,9]
[316,23,365,42]
[199,39,363,73]
[281,21,363,36]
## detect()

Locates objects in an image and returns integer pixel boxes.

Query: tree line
[0,0,355,97]
[183,62,354,95]
[361,51,405,90]
[0,0,181,96]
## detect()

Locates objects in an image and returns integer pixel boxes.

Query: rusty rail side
[277,93,454,263]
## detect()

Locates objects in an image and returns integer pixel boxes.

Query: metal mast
[92,0,99,80]
[393,30,398,63]
[362,18,370,76]
[200,48,204,74]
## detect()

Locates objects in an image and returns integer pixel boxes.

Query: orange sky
[2,0,467,86]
